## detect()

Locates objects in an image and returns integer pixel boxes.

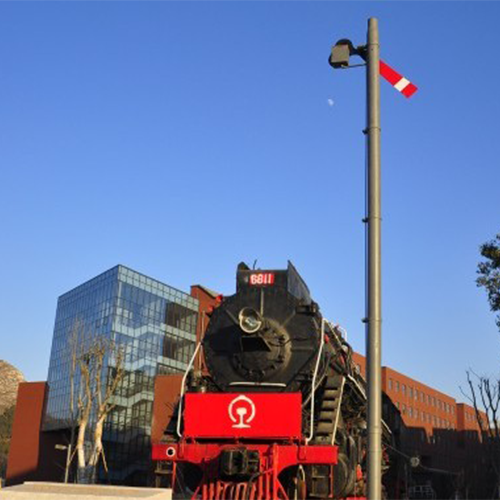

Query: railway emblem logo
[228,395,256,429]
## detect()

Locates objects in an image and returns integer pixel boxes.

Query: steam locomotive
[153,262,392,499]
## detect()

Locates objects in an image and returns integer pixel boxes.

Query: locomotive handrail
[331,377,345,445]
[332,322,348,341]
[176,341,203,439]
[346,373,367,399]
[344,373,392,437]
[229,381,286,387]
[305,317,326,444]
[325,319,347,349]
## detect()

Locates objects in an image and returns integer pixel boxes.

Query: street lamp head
[329,40,351,68]
[329,39,366,69]
[329,39,356,68]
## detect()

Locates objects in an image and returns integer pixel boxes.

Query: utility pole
[329,17,382,499]
[365,17,382,500]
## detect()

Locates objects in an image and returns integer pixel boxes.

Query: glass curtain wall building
[45,265,198,484]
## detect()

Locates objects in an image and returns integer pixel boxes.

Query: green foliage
[0,405,15,478]
[477,232,500,330]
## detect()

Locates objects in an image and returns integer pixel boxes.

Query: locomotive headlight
[238,307,263,334]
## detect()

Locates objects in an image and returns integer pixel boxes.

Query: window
[389,378,393,391]
[409,387,413,399]
[396,381,400,392]
[402,384,406,396]
[408,407,413,418]
[166,302,198,334]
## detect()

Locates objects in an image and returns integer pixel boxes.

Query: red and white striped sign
[379,60,418,98]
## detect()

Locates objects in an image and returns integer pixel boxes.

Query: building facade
[352,353,484,437]
[353,353,489,498]
[44,265,199,484]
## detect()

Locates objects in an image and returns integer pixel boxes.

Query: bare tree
[76,346,94,478]
[66,324,125,483]
[88,338,124,475]
[463,371,500,498]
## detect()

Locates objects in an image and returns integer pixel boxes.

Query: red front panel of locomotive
[184,393,302,440]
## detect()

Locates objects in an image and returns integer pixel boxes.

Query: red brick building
[5,382,66,486]
[353,352,490,498]
[353,353,485,434]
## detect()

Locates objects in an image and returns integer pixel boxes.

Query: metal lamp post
[329,17,382,500]
[54,443,72,483]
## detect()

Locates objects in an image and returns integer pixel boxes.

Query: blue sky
[1,2,499,402]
